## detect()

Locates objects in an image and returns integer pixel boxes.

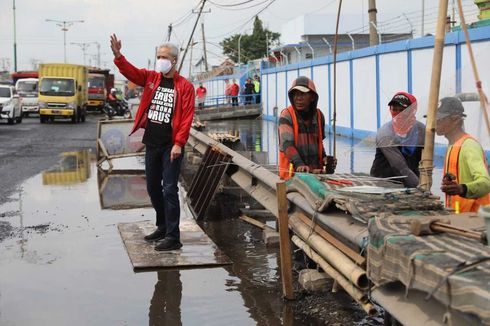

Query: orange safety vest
[443,134,490,213]
[278,106,323,180]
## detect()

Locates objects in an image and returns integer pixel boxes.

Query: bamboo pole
[455,0,490,136]
[332,0,343,158]
[418,0,450,192]
[289,215,369,289]
[239,214,274,231]
[296,212,366,266]
[292,236,377,316]
[277,182,294,300]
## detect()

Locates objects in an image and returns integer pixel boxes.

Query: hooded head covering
[288,76,319,118]
[388,91,418,137]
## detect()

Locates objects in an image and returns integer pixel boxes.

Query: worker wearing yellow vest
[436,97,490,213]
[278,76,336,180]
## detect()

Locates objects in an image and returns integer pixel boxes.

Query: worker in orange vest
[278,76,336,180]
[437,97,490,213]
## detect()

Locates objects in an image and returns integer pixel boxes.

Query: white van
[0,85,22,124]
[15,78,39,116]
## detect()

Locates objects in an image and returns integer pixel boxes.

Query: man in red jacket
[110,34,195,251]
[230,79,240,107]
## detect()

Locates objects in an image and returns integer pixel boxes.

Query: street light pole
[238,33,244,68]
[45,19,84,63]
[13,0,18,72]
[71,42,91,66]
[87,41,101,68]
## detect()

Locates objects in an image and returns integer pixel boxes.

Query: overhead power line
[178,0,208,72]
[208,0,255,7]
[209,0,271,11]
[207,0,276,40]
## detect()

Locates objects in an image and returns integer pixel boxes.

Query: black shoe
[144,229,166,242]
[154,238,182,251]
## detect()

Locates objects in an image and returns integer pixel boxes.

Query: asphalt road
[0,114,101,203]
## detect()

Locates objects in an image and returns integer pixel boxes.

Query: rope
[456,0,490,137]
[418,160,435,194]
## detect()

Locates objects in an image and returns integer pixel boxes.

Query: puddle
[0,150,328,325]
[1,119,446,325]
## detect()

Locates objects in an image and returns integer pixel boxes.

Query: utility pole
[71,42,91,66]
[178,0,209,73]
[45,19,84,63]
[167,23,173,42]
[266,32,269,59]
[421,0,426,36]
[188,39,197,79]
[13,0,17,72]
[368,0,379,46]
[90,42,101,68]
[153,46,157,70]
[201,22,209,72]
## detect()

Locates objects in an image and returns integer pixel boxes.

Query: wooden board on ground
[118,219,232,271]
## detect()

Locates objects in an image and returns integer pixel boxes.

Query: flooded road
[0,152,332,325]
[0,117,445,325]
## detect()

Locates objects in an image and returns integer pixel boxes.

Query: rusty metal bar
[187,144,233,220]
[195,154,232,218]
[187,147,212,201]
[191,148,221,209]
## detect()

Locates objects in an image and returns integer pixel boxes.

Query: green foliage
[220,16,280,64]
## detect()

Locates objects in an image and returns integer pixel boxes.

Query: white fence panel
[313,65,330,125]
[353,56,377,133]
[378,52,408,126]
[335,61,351,131]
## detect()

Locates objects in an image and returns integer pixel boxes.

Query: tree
[220,16,280,64]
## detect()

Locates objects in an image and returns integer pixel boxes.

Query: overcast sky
[0,0,480,78]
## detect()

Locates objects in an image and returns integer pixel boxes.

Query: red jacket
[114,55,195,148]
[230,83,239,96]
[196,86,207,98]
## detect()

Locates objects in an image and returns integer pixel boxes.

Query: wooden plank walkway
[118,219,232,271]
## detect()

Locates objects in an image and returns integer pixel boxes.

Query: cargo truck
[38,64,88,123]
[87,68,114,112]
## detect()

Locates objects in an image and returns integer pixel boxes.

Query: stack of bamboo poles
[288,211,376,316]
[208,130,240,143]
[191,120,206,130]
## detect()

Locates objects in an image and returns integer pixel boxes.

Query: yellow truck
[42,150,91,185]
[38,64,88,123]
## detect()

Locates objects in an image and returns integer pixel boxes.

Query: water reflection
[149,271,182,326]
[204,119,445,197]
[42,150,91,185]
[97,169,151,210]
[201,218,322,325]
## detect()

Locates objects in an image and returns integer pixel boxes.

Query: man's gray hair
[158,43,179,61]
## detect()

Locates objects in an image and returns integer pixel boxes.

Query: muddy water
[0,119,444,325]
[0,152,323,325]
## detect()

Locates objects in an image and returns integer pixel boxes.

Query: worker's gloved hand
[296,165,310,173]
[323,155,337,174]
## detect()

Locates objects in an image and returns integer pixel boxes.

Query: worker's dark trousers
[145,145,183,241]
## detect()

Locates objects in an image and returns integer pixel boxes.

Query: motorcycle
[103,99,131,119]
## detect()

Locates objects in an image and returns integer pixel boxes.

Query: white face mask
[155,58,173,74]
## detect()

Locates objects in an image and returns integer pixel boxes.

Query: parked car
[0,85,22,124]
